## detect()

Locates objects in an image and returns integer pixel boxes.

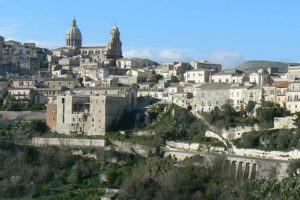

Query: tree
[240,132,260,148]
[287,159,300,176]
[221,103,236,128]
[256,101,290,128]
[246,100,256,115]
[117,177,162,200]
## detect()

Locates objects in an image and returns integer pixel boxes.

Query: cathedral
[52,18,123,59]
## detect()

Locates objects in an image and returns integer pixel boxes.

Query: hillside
[237,60,299,73]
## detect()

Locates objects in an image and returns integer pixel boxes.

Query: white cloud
[206,50,245,68]
[123,48,193,63]
[124,48,245,66]
[158,49,184,61]
[123,49,153,59]
[24,40,62,49]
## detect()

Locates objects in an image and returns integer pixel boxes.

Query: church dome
[65,18,82,48]
[66,19,82,40]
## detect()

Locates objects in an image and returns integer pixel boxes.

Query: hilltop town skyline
[1,0,300,66]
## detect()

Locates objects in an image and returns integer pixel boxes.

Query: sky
[0,0,300,67]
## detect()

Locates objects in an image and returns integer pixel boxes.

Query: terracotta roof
[273,81,289,88]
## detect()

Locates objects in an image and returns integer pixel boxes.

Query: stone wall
[110,140,155,157]
[166,141,207,151]
[0,111,46,124]
[221,125,260,140]
[32,137,105,147]
[232,144,300,160]
[273,116,297,129]
[205,130,227,147]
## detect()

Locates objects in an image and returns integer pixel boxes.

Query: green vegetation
[0,121,139,199]
[40,61,49,69]
[0,120,49,144]
[203,101,290,129]
[2,120,300,199]
[0,101,46,111]
[256,101,290,128]
[105,132,161,146]
[233,129,300,151]
[109,111,136,131]
[116,155,300,200]
[0,142,139,199]
[146,104,224,147]
[243,177,300,200]
[148,72,163,83]
[203,102,258,129]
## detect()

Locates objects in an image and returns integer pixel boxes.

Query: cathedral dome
[65,18,82,48]
[66,19,82,40]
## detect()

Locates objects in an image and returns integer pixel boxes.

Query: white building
[288,64,300,81]
[195,83,231,112]
[190,60,222,73]
[116,58,157,68]
[211,69,244,84]
[229,85,263,111]
[249,69,269,86]
[184,69,210,83]
[286,81,300,113]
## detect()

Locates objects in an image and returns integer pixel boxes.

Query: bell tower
[106,24,122,59]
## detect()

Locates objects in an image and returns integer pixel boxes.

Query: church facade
[52,19,123,59]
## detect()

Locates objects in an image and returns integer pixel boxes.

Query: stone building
[286,81,300,113]
[190,60,222,73]
[52,19,123,60]
[7,77,37,102]
[229,85,263,111]
[211,69,244,84]
[184,69,210,83]
[249,69,269,86]
[195,83,231,112]
[263,81,289,107]
[31,78,80,104]
[46,87,137,135]
[287,64,300,81]
[194,83,263,113]
[116,58,157,69]
[0,36,49,75]
[43,78,80,90]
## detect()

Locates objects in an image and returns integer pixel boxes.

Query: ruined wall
[32,137,105,147]
[232,145,300,160]
[273,116,297,129]
[221,125,260,140]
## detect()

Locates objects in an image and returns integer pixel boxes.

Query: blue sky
[0,0,300,67]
